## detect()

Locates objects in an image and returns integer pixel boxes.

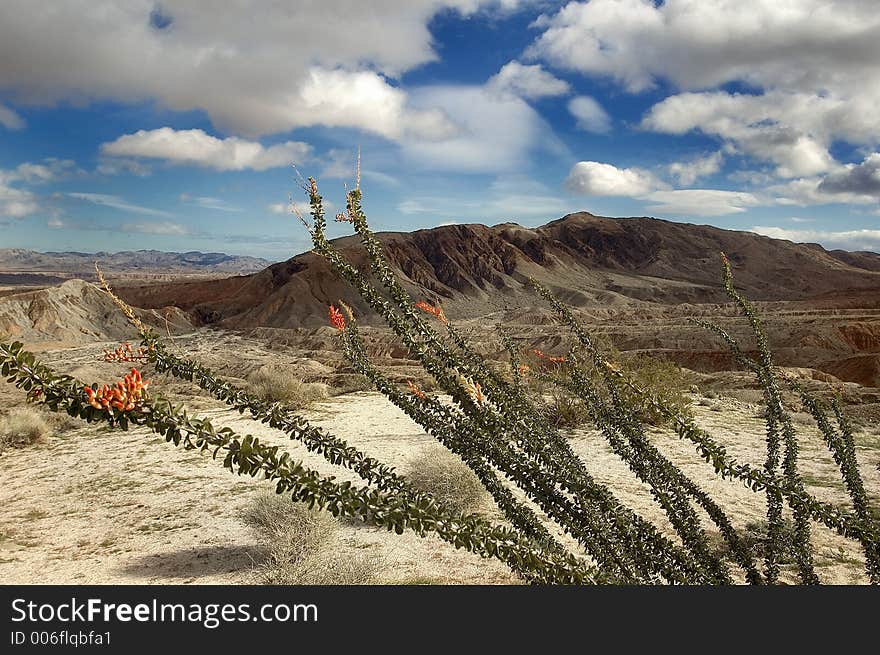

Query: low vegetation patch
[542,391,590,430]
[328,373,374,396]
[0,407,50,452]
[528,349,693,428]
[243,492,379,585]
[405,447,487,515]
[723,519,801,567]
[613,354,694,426]
[246,368,328,408]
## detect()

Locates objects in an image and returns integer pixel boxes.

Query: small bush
[48,412,83,433]
[0,407,50,451]
[243,492,379,585]
[614,354,693,426]
[329,373,374,395]
[543,391,590,430]
[405,447,487,515]
[532,344,693,427]
[716,519,800,566]
[246,368,328,408]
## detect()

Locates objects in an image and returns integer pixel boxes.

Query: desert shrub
[603,354,693,426]
[405,447,487,515]
[717,519,800,566]
[243,492,379,585]
[0,407,50,451]
[528,347,691,427]
[542,391,590,430]
[48,411,83,433]
[329,373,374,395]
[246,367,327,408]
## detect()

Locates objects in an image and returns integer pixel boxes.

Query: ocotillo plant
[2,174,878,584]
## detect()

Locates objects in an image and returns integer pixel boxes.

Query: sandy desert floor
[1,331,879,585]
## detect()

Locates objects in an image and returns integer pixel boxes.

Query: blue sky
[1,0,878,261]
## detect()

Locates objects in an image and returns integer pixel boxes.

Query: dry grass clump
[48,411,84,433]
[405,446,487,515]
[0,407,51,452]
[243,492,379,585]
[329,373,374,396]
[542,391,590,430]
[246,367,328,408]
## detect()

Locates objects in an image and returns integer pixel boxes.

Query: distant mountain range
[0,248,271,275]
[116,212,880,328]
[6,213,879,387]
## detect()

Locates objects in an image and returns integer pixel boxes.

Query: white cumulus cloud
[642,92,841,178]
[486,61,570,100]
[565,159,767,216]
[567,96,611,133]
[101,128,312,171]
[402,85,562,173]
[97,158,152,177]
[668,151,723,186]
[564,161,660,196]
[528,1,880,180]
[528,0,880,96]
[0,168,38,218]
[817,153,880,199]
[0,1,514,138]
[0,185,38,218]
[292,68,458,141]
[768,153,880,206]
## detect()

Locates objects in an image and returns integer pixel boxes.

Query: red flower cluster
[84,368,150,413]
[518,364,531,377]
[532,349,567,364]
[414,300,448,326]
[329,305,346,331]
[406,379,426,400]
[102,342,150,363]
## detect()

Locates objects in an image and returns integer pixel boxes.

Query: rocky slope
[0,279,192,345]
[117,212,880,329]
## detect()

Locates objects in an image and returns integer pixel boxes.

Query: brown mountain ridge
[116,212,880,329]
